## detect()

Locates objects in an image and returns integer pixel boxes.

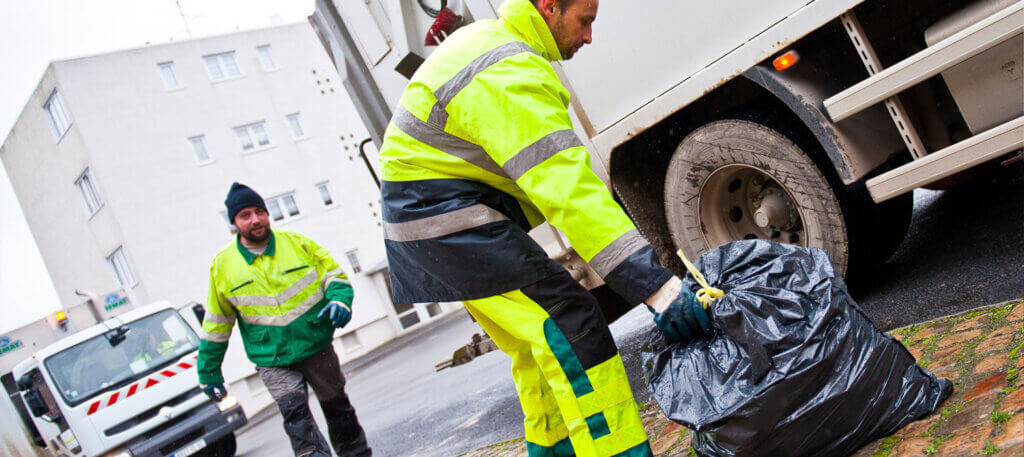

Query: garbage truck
[10,302,246,457]
[309,0,1023,319]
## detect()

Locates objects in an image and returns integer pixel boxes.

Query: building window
[203,51,241,81]
[345,249,362,274]
[43,89,71,139]
[107,247,137,288]
[265,192,300,222]
[74,168,103,216]
[315,181,333,206]
[285,113,305,138]
[256,45,277,71]
[188,135,213,164]
[233,122,270,151]
[157,61,182,89]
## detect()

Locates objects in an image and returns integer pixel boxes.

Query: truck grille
[104,388,202,436]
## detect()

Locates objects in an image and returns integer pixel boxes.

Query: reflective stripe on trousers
[463,271,653,457]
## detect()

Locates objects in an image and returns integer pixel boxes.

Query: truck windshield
[44,309,200,407]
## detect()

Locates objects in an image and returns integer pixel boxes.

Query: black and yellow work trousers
[464,271,652,457]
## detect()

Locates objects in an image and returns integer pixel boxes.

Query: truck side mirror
[22,389,48,418]
[104,326,130,347]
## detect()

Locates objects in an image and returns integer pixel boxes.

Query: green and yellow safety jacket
[197,230,353,385]
[379,0,671,304]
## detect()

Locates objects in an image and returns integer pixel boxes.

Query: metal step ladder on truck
[309,0,1023,321]
[11,302,246,457]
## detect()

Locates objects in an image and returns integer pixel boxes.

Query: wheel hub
[753,187,799,231]
[697,165,806,247]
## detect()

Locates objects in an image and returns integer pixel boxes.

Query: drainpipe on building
[74,289,104,324]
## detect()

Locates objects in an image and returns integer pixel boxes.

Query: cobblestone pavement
[459,299,1024,457]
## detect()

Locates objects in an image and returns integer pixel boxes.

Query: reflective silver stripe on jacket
[238,290,325,327]
[428,41,539,129]
[324,277,350,289]
[198,328,231,343]
[590,229,649,277]
[203,311,236,325]
[383,204,509,242]
[503,130,583,180]
[320,268,348,288]
[227,269,319,308]
[392,106,507,177]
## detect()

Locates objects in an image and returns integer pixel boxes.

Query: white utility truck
[310,0,1022,318]
[11,303,245,457]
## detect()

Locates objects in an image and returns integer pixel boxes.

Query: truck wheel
[202,434,237,457]
[664,119,850,275]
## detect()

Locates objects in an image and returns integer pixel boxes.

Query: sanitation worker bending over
[197,183,371,457]
[378,1,709,455]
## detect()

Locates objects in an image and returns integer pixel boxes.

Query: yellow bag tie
[677,249,725,309]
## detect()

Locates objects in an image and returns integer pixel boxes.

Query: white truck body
[318,0,872,162]
[11,302,245,457]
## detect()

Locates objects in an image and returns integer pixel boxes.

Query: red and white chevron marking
[86,355,198,416]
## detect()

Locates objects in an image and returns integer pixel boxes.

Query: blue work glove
[317,301,352,328]
[652,287,713,343]
[202,383,227,401]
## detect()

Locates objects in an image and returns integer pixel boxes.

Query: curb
[890,298,1021,332]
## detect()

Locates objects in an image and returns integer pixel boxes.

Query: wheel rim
[697,164,807,248]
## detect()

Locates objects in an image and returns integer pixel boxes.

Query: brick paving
[459,299,1024,457]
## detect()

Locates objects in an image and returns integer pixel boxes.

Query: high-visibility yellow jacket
[196,230,353,385]
[379,0,671,304]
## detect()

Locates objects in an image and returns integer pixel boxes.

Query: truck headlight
[216,395,238,411]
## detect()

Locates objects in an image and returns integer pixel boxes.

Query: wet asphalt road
[237,165,1022,457]
[851,165,1023,330]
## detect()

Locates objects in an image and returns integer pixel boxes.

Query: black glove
[202,383,227,401]
[652,287,713,343]
[318,301,352,328]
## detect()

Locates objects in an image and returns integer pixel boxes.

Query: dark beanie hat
[225,182,267,223]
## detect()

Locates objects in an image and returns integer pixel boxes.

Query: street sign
[0,336,24,357]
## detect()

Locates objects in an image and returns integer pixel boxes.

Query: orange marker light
[773,50,800,71]
[55,310,69,330]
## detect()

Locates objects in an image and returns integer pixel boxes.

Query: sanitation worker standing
[377,1,710,456]
[197,182,371,457]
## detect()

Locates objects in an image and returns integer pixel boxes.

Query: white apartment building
[0,23,461,414]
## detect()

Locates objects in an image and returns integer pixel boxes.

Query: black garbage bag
[642,240,953,457]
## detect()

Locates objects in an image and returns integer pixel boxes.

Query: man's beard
[240,225,270,244]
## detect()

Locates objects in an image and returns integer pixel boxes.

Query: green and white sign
[0,336,23,356]
[104,293,128,311]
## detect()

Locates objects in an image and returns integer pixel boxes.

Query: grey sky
[0,0,315,333]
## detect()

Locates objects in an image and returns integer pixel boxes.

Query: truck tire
[202,434,237,457]
[664,119,850,275]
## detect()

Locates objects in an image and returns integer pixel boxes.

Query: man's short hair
[531,0,576,13]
